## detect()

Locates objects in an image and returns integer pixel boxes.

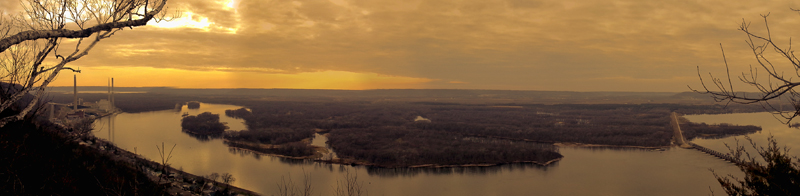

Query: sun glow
[145,0,241,34]
[225,0,237,10]
[147,12,211,30]
[50,67,434,90]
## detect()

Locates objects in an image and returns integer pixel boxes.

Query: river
[92,103,795,196]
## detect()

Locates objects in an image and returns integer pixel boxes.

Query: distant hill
[46,86,755,105]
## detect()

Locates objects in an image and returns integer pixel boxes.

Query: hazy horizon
[47,85,695,93]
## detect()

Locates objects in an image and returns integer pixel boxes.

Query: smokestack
[111,78,114,107]
[108,78,111,102]
[73,75,77,110]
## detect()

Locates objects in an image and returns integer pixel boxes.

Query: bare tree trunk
[0,0,171,128]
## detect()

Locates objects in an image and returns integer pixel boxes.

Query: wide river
[92,103,798,196]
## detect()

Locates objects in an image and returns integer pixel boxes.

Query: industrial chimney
[111,78,114,106]
[73,75,77,110]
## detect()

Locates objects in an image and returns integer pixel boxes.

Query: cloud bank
[30,0,800,91]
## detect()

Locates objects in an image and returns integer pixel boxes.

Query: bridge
[686,142,746,165]
[671,112,745,165]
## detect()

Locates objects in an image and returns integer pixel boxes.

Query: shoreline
[554,142,669,149]
[315,157,563,168]
[223,138,566,169]
[225,138,676,169]
[67,132,262,195]
[222,138,327,160]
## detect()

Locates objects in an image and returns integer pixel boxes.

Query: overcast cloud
[11,0,800,91]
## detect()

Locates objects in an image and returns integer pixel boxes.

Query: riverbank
[554,142,669,149]
[316,157,563,168]
[223,133,564,169]
[0,120,168,195]
[77,136,261,196]
[30,119,261,195]
[222,138,327,159]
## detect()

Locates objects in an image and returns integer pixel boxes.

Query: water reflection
[364,162,553,177]
[694,132,758,140]
[685,112,800,158]
[565,146,664,152]
[93,103,765,196]
[228,147,262,160]
[182,130,222,142]
[279,158,310,165]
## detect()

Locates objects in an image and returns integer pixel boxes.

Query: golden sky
[9,0,800,91]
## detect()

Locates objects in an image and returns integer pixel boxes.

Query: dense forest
[220,107,317,157]
[224,128,313,146]
[226,101,760,147]
[181,112,228,135]
[327,126,563,167]
[223,140,316,157]
[187,101,201,109]
[47,89,764,167]
[215,101,760,166]
[680,122,761,139]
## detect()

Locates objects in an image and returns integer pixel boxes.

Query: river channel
[92,103,795,196]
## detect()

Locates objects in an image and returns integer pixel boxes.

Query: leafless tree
[68,117,94,139]
[0,0,172,128]
[155,142,175,184]
[206,172,219,182]
[333,168,365,196]
[221,172,236,191]
[693,11,800,124]
[694,10,800,196]
[276,170,313,196]
[221,173,235,184]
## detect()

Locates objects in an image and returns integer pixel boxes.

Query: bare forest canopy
[44,88,763,167]
[222,99,759,167]
[181,112,227,135]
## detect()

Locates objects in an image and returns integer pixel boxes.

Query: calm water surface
[94,103,795,196]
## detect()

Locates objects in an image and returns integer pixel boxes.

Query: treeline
[222,107,315,145]
[187,101,201,109]
[413,122,673,146]
[681,122,760,139]
[223,101,760,149]
[224,108,251,118]
[220,107,316,157]
[409,105,676,146]
[223,128,313,145]
[327,126,563,167]
[224,140,315,157]
[60,91,764,165]
[47,89,770,114]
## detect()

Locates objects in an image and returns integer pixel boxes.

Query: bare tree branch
[692,11,800,123]
[0,0,172,128]
[0,0,167,53]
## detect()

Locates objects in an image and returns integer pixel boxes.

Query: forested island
[181,112,228,135]
[213,101,760,167]
[49,89,764,168]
